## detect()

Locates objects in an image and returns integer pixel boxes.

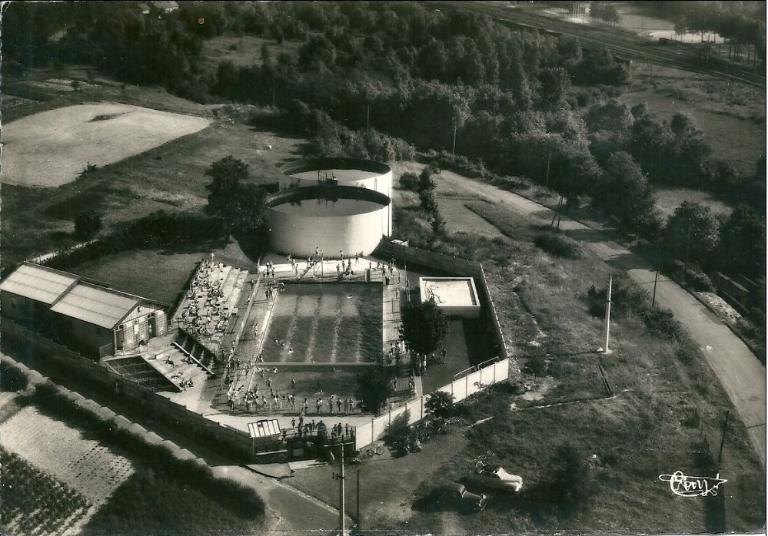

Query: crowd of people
[224,365,362,417]
[178,258,233,341]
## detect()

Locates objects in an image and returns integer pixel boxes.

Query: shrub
[640,307,682,339]
[425,391,455,419]
[384,409,410,447]
[534,232,582,258]
[73,210,103,240]
[671,260,714,292]
[399,172,419,191]
[526,354,548,377]
[676,345,696,364]
[585,275,648,318]
[0,361,29,391]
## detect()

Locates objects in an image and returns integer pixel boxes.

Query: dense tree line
[5,2,763,284]
[641,1,765,64]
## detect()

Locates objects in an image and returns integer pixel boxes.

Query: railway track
[433,1,765,88]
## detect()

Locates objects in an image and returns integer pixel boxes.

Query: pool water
[262,283,382,363]
[270,198,384,217]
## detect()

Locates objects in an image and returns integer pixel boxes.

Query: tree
[355,367,393,414]
[399,172,419,191]
[74,210,102,240]
[449,91,471,155]
[425,391,455,419]
[718,205,766,278]
[538,67,571,106]
[542,443,594,517]
[585,99,633,133]
[595,152,656,232]
[430,209,446,237]
[665,201,721,267]
[205,156,265,233]
[418,166,437,192]
[400,299,448,355]
[206,156,248,220]
[419,189,437,213]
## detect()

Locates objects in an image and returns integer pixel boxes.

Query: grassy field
[653,187,734,219]
[200,33,303,76]
[1,65,302,270]
[382,165,764,533]
[1,103,210,187]
[73,249,203,306]
[619,62,765,176]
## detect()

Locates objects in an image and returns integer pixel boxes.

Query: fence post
[466,373,469,394]
[420,396,424,420]
[493,361,496,384]
[371,417,374,445]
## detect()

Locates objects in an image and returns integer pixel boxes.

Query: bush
[73,210,103,240]
[640,307,682,340]
[384,409,410,447]
[585,275,648,318]
[425,391,455,419]
[526,355,548,377]
[534,232,582,258]
[399,172,419,191]
[0,361,29,391]
[671,260,714,292]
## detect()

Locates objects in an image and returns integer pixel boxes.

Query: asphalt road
[435,170,766,466]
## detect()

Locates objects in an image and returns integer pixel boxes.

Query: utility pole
[718,410,730,464]
[332,441,348,536]
[603,275,613,354]
[357,469,361,530]
[651,270,659,307]
[545,152,551,189]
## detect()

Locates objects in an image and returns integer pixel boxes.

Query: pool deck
[113,255,420,440]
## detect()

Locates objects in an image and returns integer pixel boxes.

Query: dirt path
[421,165,765,466]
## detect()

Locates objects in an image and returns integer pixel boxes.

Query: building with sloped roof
[0,262,167,358]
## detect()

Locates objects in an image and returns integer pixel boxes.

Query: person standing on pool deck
[316,398,322,414]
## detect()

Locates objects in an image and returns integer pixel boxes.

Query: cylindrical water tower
[264,185,392,257]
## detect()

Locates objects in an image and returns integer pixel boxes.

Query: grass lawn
[388,168,764,533]
[287,432,469,529]
[1,103,210,187]
[200,33,303,76]
[618,62,765,176]
[1,66,303,271]
[72,249,202,306]
[653,187,734,219]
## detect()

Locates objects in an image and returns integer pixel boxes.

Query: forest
[3,1,765,283]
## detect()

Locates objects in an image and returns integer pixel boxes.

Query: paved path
[434,168,766,466]
[213,465,347,535]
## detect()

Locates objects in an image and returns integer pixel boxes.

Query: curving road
[432,168,766,466]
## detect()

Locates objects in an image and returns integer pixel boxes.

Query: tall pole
[356,469,361,529]
[651,270,659,307]
[339,444,346,536]
[718,410,730,464]
[603,275,613,354]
